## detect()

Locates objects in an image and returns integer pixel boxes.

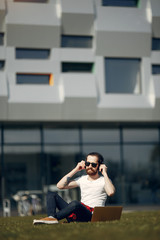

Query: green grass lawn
[0,211,160,240]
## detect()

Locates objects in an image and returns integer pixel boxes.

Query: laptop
[91,206,123,222]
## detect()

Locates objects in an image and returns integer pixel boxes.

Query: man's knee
[47,191,58,199]
[69,200,81,209]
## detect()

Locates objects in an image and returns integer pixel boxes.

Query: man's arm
[57,160,85,189]
[99,164,115,196]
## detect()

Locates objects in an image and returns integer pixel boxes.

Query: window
[102,0,139,7]
[44,129,79,144]
[62,62,94,73]
[16,48,50,59]
[61,35,93,48]
[123,144,159,203]
[16,73,54,85]
[152,38,160,51]
[0,61,5,70]
[4,129,41,144]
[5,162,27,195]
[105,58,141,94]
[1,124,160,203]
[123,129,159,143]
[0,33,4,45]
[152,65,160,75]
[82,129,120,143]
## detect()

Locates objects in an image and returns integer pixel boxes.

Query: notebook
[91,206,123,222]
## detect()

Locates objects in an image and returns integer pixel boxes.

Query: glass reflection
[44,129,79,144]
[124,144,160,204]
[82,129,119,143]
[0,125,160,205]
[123,129,159,142]
[4,129,40,143]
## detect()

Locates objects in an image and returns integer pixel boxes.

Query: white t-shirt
[75,175,107,208]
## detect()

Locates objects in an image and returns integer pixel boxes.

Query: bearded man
[33,152,115,224]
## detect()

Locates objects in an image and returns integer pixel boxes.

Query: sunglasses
[85,161,98,168]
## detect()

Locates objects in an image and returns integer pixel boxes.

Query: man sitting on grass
[33,152,115,224]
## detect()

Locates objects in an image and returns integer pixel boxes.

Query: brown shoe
[33,217,58,225]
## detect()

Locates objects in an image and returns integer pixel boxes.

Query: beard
[86,168,98,176]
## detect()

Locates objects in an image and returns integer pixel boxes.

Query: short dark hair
[86,152,104,165]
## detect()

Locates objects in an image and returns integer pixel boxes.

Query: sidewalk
[123,204,160,213]
[0,205,160,217]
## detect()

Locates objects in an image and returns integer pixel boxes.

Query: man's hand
[99,164,107,176]
[76,160,85,172]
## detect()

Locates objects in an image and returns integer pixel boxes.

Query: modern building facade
[0,0,160,206]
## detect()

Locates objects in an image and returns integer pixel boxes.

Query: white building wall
[61,0,95,35]
[95,3,151,57]
[0,0,6,32]
[6,1,61,48]
[0,0,160,122]
[151,0,160,37]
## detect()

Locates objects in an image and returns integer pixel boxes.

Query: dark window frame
[105,57,141,94]
[62,62,94,73]
[152,65,160,75]
[61,35,93,48]
[16,48,50,59]
[102,0,139,7]
[16,73,51,85]
[0,61,5,70]
[152,38,160,51]
[0,33,4,45]
[14,0,47,3]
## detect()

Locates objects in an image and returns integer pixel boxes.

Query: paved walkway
[1,205,160,217]
[123,204,160,212]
